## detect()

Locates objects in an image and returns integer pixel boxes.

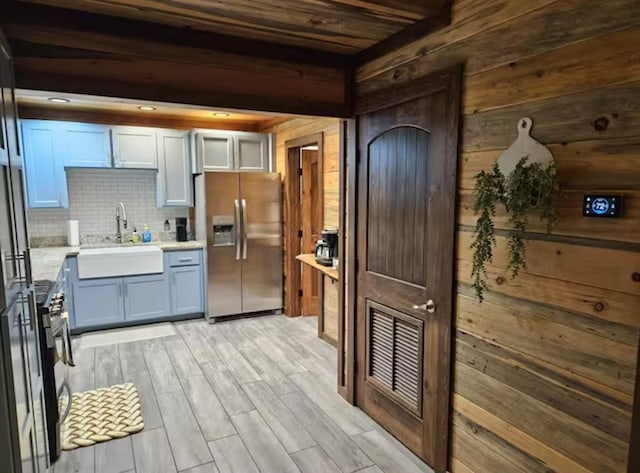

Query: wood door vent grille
[367,303,423,415]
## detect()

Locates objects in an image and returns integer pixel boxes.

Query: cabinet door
[0,43,22,170]
[124,273,170,321]
[73,278,125,328]
[157,130,193,207]
[197,132,234,171]
[22,291,49,472]
[61,122,111,168]
[2,296,38,473]
[170,266,203,315]
[1,48,30,289]
[235,133,270,172]
[0,45,9,167]
[111,126,158,169]
[22,120,68,208]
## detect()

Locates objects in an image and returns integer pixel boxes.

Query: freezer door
[240,173,282,313]
[206,172,242,317]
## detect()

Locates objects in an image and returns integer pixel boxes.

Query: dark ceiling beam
[17,104,263,132]
[354,0,452,66]
[0,0,451,116]
[2,2,352,68]
[12,68,351,117]
[1,2,352,117]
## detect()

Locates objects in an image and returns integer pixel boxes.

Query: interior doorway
[350,67,461,473]
[284,133,323,317]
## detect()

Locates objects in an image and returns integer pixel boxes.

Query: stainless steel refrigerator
[205,172,282,320]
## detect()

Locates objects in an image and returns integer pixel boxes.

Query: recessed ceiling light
[213,112,230,117]
[138,106,156,111]
[48,97,70,103]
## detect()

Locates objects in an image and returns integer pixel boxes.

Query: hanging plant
[470,118,558,301]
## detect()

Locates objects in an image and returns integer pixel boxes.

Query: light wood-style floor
[54,315,434,473]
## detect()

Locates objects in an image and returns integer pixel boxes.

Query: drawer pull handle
[178,257,192,262]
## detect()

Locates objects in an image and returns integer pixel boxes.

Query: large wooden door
[355,68,461,472]
[301,148,322,316]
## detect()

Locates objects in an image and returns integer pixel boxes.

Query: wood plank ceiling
[16,0,447,54]
[1,0,451,116]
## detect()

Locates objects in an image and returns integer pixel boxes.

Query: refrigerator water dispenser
[212,216,235,247]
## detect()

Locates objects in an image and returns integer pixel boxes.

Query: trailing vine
[470,163,504,300]
[470,157,557,301]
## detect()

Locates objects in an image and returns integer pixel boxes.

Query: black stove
[34,279,53,308]
[34,278,72,464]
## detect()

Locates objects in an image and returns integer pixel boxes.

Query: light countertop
[31,246,78,282]
[296,253,339,280]
[31,241,206,282]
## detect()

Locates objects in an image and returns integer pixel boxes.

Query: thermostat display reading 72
[583,195,623,218]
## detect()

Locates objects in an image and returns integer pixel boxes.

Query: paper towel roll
[67,220,80,246]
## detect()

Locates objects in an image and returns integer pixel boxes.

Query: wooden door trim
[629,336,640,472]
[349,65,462,473]
[284,132,324,317]
[355,66,461,115]
[338,118,356,402]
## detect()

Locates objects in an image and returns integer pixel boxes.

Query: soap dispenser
[142,224,152,243]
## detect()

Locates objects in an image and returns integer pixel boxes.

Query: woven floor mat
[61,382,144,450]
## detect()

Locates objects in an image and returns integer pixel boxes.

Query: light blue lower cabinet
[124,273,170,321]
[73,278,125,328]
[170,265,203,315]
[68,250,204,330]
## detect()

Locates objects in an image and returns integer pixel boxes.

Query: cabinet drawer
[168,250,201,267]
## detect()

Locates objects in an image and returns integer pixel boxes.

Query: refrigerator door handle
[234,199,242,260]
[241,199,248,260]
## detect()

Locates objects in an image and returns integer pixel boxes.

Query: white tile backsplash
[28,168,189,244]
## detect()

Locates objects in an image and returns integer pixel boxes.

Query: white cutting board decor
[497,117,554,177]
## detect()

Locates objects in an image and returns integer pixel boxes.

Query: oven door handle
[58,380,73,424]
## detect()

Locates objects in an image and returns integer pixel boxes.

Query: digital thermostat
[583,195,623,218]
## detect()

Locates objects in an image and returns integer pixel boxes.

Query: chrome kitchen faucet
[115,202,128,243]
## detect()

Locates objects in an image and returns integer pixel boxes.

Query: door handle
[58,380,73,423]
[234,199,241,260]
[117,282,122,297]
[413,299,437,314]
[27,291,36,331]
[23,249,32,286]
[241,199,248,260]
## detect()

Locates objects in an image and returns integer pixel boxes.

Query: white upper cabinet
[111,126,158,169]
[197,132,234,171]
[60,122,111,168]
[21,120,269,209]
[157,130,193,207]
[22,120,68,208]
[194,131,270,173]
[235,132,270,172]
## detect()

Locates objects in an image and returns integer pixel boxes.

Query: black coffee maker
[315,229,338,266]
[175,217,188,242]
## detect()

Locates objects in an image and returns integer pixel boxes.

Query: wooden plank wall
[323,276,340,343]
[260,117,341,314]
[357,0,640,472]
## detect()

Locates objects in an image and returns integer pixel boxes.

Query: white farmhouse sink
[78,245,163,279]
